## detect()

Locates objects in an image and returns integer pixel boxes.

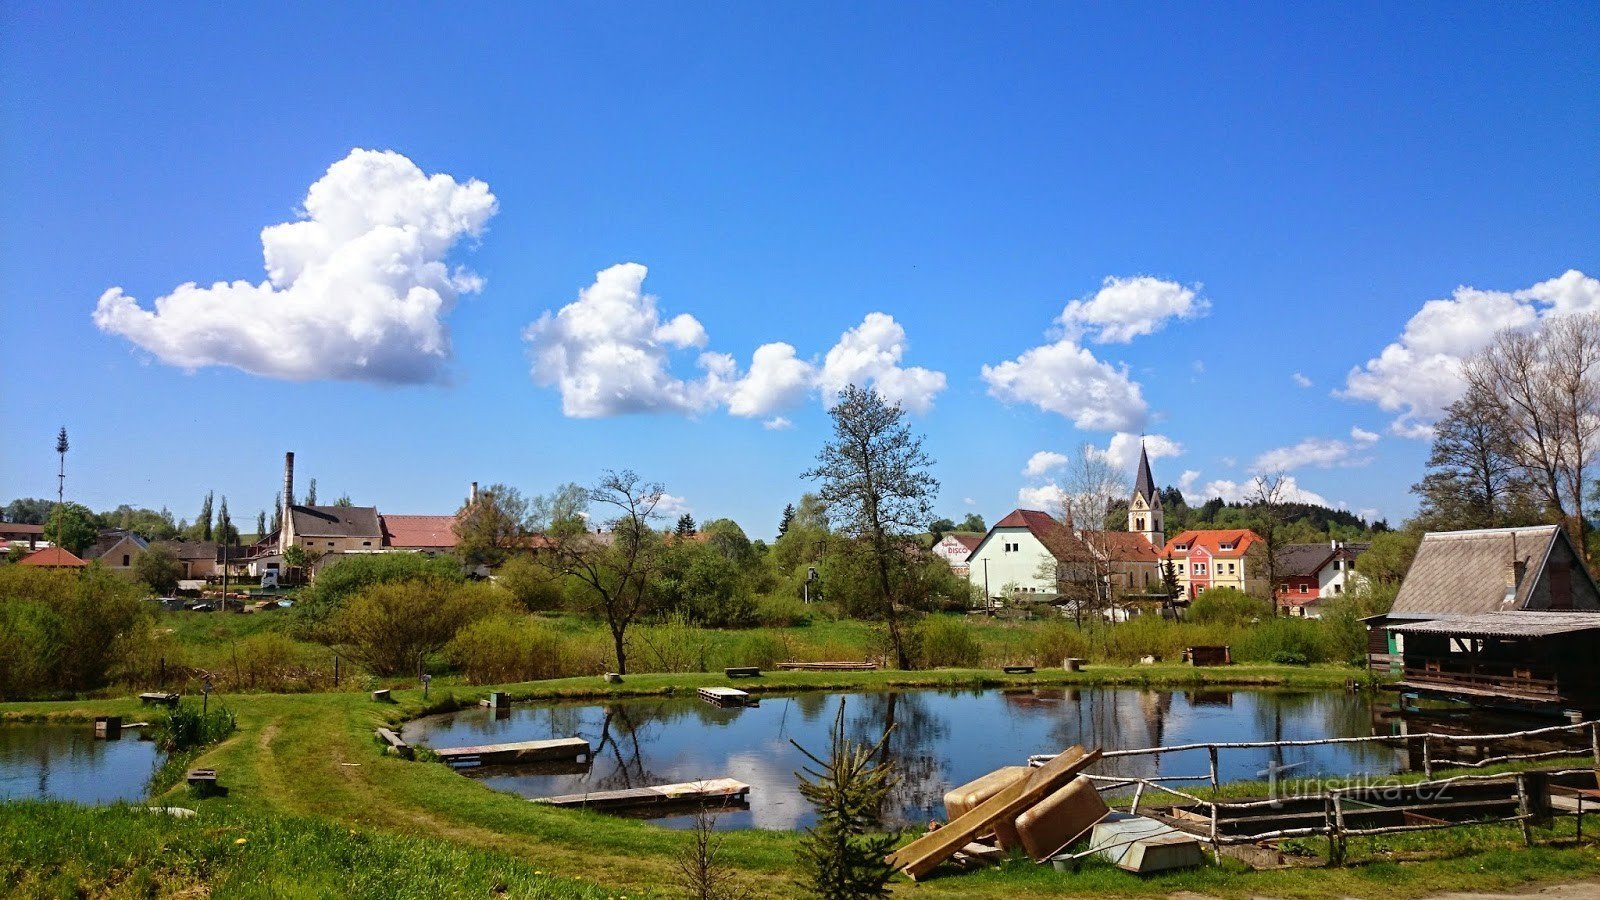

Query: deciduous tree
[453,483,534,568]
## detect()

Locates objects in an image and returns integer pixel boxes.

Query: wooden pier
[534,777,750,811]
[698,686,757,707]
[777,661,878,671]
[435,737,590,767]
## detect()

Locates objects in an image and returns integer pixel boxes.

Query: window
[362,541,371,547]
[1220,543,1234,551]
[1300,582,1310,592]
[1333,584,1342,594]
[1177,563,1186,573]
[327,541,335,547]
[1135,517,1145,531]
[122,554,130,566]
[1227,563,1236,574]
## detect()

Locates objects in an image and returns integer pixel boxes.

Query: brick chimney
[470,481,479,506]
[279,452,295,554]
[1503,532,1524,606]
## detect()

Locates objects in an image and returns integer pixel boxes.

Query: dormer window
[1220,543,1234,551]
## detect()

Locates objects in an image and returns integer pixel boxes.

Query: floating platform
[534,777,750,810]
[698,686,757,707]
[777,661,878,671]
[435,737,590,767]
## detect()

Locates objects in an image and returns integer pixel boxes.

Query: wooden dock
[435,737,590,767]
[534,777,750,810]
[777,661,878,671]
[698,686,757,707]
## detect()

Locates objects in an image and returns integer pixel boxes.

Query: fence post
[1590,722,1599,768]
[1515,773,1534,847]
[1208,746,1219,795]
[1323,794,1337,865]
[1422,735,1433,779]
[1331,790,1348,865]
[1208,801,1220,864]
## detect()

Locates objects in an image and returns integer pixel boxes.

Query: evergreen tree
[198,491,214,542]
[270,492,283,535]
[792,699,898,900]
[676,513,698,536]
[307,478,318,505]
[779,503,796,536]
[255,510,267,539]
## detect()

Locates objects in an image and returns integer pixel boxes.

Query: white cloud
[727,343,815,418]
[1253,434,1376,472]
[818,313,946,413]
[1341,270,1600,437]
[982,339,1148,432]
[1024,451,1069,477]
[1350,426,1380,444]
[94,149,497,383]
[1018,483,1068,511]
[1087,432,1182,473]
[1178,470,1200,492]
[1198,475,1331,507]
[762,416,793,430]
[655,493,692,517]
[1358,507,1382,522]
[1292,372,1313,388]
[963,497,977,507]
[1059,275,1209,344]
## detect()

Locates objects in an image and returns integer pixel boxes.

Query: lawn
[7,665,1600,898]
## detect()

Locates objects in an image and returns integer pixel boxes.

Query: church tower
[1128,441,1164,547]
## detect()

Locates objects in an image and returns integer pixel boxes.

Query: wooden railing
[1403,660,1561,698]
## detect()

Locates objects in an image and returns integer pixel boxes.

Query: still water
[0,724,163,804]
[403,687,1403,830]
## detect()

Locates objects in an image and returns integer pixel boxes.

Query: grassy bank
[6,666,1600,899]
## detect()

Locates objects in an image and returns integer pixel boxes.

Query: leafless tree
[1411,388,1531,529]
[674,806,751,900]
[1464,313,1600,559]
[1246,471,1288,614]
[544,469,664,674]
[1037,447,1128,625]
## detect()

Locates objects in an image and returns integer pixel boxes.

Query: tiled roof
[16,546,88,567]
[0,523,44,536]
[1086,531,1161,563]
[1389,525,1600,618]
[1163,529,1263,559]
[1389,610,1600,638]
[951,533,983,552]
[289,505,382,539]
[381,514,459,549]
[988,510,1157,564]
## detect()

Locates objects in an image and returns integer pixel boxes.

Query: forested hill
[1155,487,1385,538]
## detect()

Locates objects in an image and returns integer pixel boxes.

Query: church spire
[1129,439,1164,548]
[1134,440,1158,507]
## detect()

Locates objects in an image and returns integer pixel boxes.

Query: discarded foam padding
[1089,813,1204,874]
[887,745,1102,881]
[1015,775,1111,862]
[944,766,1029,849]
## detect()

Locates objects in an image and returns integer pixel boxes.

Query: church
[962,445,1166,610]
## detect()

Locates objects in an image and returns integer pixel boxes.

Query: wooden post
[334,654,340,688]
[1208,801,1221,864]
[1515,773,1534,847]
[1323,794,1337,865]
[1589,722,1598,767]
[1422,735,1433,779]
[1208,746,1219,795]
[1332,790,1348,865]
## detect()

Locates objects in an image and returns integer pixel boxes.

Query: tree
[54,427,69,509]
[495,554,565,611]
[1411,389,1533,530]
[1465,314,1600,559]
[927,518,956,541]
[2,498,54,524]
[44,502,96,555]
[792,698,898,900]
[545,470,665,674]
[1356,529,1422,587]
[779,503,796,537]
[102,505,179,540]
[254,510,267,540]
[270,493,283,536]
[453,483,533,568]
[676,513,698,536]
[196,491,214,542]
[134,543,182,595]
[1036,447,1127,625]
[217,495,238,546]
[804,386,938,669]
[334,494,353,507]
[957,513,985,534]
[1161,556,1181,606]
[1245,472,1290,614]
[306,478,318,506]
[530,482,590,536]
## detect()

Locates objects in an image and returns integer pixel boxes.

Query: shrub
[1188,587,1270,626]
[913,616,981,668]
[234,632,300,690]
[494,555,565,611]
[335,577,510,675]
[1023,619,1090,667]
[150,699,236,752]
[724,632,787,669]
[293,553,465,635]
[447,615,567,683]
[0,565,146,698]
[627,613,713,673]
[1235,617,1335,665]
[755,594,812,628]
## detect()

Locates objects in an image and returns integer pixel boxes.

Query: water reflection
[0,724,163,804]
[405,687,1405,831]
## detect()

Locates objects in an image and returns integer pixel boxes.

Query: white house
[1275,540,1370,617]
[931,533,981,575]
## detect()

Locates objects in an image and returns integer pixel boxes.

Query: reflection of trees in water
[794,691,830,723]
[841,691,950,827]
[1033,689,1170,780]
[582,701,683,792]
[1379,705,1590,772]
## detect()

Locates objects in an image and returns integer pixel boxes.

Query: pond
[0,723,164,805]
[403,686,1406,831]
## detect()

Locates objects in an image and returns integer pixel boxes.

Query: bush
[1188,587,1270,626]
[335,577,510,675]
[724,632,787,669]
[447,615,567,683]
[234,632,301,690]
[1235,617,1335,665]
[1023,619,1090,666]
[627,613,713,673]
[755,594,812,627]
[151,699,236,752]
[0,565,146,699]
[494,555,565,611]
[913,616,981,668]
[294,553,465,635]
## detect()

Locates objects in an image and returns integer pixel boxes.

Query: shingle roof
[381,514,459,549]
[1134,442,1158,506]
[85,531,148,561]
[987,510,1157,564]
[1389,610,1600,638]
[1163,529,1262,559]
[289,505,382,539]
[16,546,88,567]
[154,540,221,562]
[1276,544,1336,577]
[950,533,983,552]
[1388,525,1584,618]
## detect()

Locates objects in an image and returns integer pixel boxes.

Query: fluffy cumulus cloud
[1292,372,1313,388]
[1252,426,1379,472]
[816,313,946,413]
[525,268,945,419]
[1018,483,1068,511]
[1178,470,1201,492]
[655,493,692,517]
[1059,276,1209,344]
[94,149,497,383]
[1341,270,1600,437]
[1087,432,1182,473]
[1024,451,1069,477]
[1197,475,1331,507]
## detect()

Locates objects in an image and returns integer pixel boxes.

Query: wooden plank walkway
[534,777,750,810]
[698,687,755,707]
[777,661,878,671]
[435,737,590,766]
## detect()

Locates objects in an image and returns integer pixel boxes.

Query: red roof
[381,515,459,549]
[989,509,1156,563]
[16,546,89,568]
[1163,529,1263,559]
[951,534,983,552]
[0,523,44,536]
[1086,531,1161,563]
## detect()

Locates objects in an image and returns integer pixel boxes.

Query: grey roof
[84,531,148,560]
[289,505,382,538]
[155,540,221,561]
[1276,544,1334,577]
[1134,442,1158,506]
[1389,525,1581,617]
[1389,610,1600,638]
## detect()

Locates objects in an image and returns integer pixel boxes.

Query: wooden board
[435,737,590,765]
[888,746,1100,880]
[776,661,878,671]
[698,687,751,707]
[534,777,750,810]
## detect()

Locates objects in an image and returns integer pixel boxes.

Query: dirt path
[1421,883,1600,900]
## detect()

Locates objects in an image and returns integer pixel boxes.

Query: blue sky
[3,3,1597,539]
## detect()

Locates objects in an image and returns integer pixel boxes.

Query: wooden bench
[371,689,393,702]
[186,768,222,796]
[723,666,761,678]
[139,692,180,707]
[1002,665,1036,675]
[375,728,414,759]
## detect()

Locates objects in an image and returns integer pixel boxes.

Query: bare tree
[1246,471,1288,614]
[1037,447,1128,625]
[545,470,664,674]
[674,806,751,900]
[1411,388,1530,529]
[1465,313,1600,559]
[804,385,939,670]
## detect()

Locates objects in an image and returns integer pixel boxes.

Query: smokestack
[470,481,479,506]
[283,452,295,512]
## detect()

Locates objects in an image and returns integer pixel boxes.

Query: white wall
[966,527,1056,600]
